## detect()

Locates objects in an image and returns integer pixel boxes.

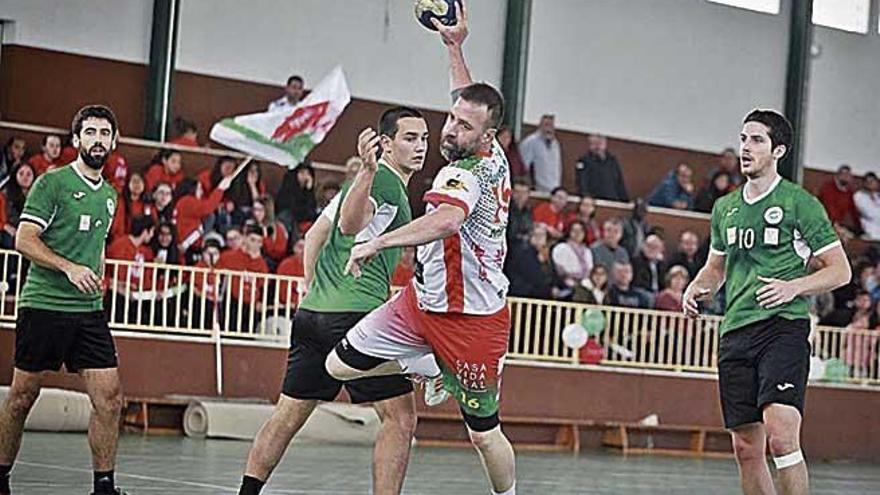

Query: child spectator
[102,150,129,193]
[573,265,609,305]
[217,223,269,332]
[168,118,199,147]
[174,176,233,261]
[227,162,266,214]
[151,221,181,265]
[27,134,63,175]
[111,173,148,239]
[277,239,306,306]
[151,182,175,225]
[3,163,35,239]
[199,155,237,196]
[533,186,570,240]
[145,149,185,191]
[251,196,289,265]
[224,226,243,252]
[567,195,602,246]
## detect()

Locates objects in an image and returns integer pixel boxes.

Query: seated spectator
[591,218,630,272]
[507,178,534,247]
[111,172,148,240]
[145,149,185,191]
[27,134,64,175]
[654,265,689,312]
[268,75,306,112]
[551,221,594,295]
[1,136,27,183]
[151,182,175,225]
[105,216,155,323]
[59,133,78,164]
[621,198,650,258]
[706,148,742,191]
[174,176,233,260]
[167,117,199,147]
[3,163,35,241]
[607,261,651,309]
[391,246,416,287]
[818,164,859,231]
[506,224,555,299]
[854,172,880,240]
[497,125,527,178]
[217,224,270,332]
[519,114,562,192]
[190,237,224,330]
[823,289,874,327]
[575,133,628,202]
[631,234,666,294]
[694,170,731,213]
[151,221,181,265]
[667,230,701,280]
[344,156,363,183]
[648,163,695,210]
[277,239,306,306]
[567,195,602,246]
[573,265,608,305]
[102,150,129,193]
[532,186,570,240]
[224,226,243,252]
[251,196,289,264]
[198,155,237,196]
[228,162,267,215]
[843,312,877,378]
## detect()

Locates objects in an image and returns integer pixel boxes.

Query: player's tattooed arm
[15,222,102,294]
[683,252,726,318]
[339,128,380,236]
[303,214,332,288]
[434,0,473,93]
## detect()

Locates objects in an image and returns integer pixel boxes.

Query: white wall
[175,0,507,111]
[0,0,153,63]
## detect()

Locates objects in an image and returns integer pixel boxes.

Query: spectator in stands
[519,114,562,192]
[654,265,689,312]
[174,176,233,262]
[0,193,9,249]
[506,223,555,299]
[823,289,874,327]
[497,125,527,178]
[1,136,27,183]
[706,148,742,191]
[168,117,199,147]
[533,186,570,240]
[573,265,608,305]
[591,218,630,272]
[854,172,880,240]
[199,155,238,196]
[268,75,306,112]
[251,196,289,265]
[105,215,156,324]
[191,237,223,329]
[228,161,267,214]
[843,312,877,378]
[648,163,695,210]
[217,223,270,332]
[818,164,860,231]
[277,239,306,306]
[567,195,602,246]
[151,221,181,265]
[391,246,416,287]
[27,134,63,175]
[225,226,243,252]
[111,172,148,239]
[151,182,175,225]
[607,261,651,309]
[575,133,628,202]
[552,221,594,297]
[507,178,534,247]
[102,149,129,193]
[3,163,35,240]
[344,156,363,183]
[694,170,731,213]
[59,133,79,164]
[620,198,650,257]
[667,230,701,280]
[316,181,341,215]
[631,234,666,294]
[275,162,316,234]
[145,149,185,191]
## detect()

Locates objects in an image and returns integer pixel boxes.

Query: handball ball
[414,0,459,31]
[562,323,589,350]
[581,309,606,337]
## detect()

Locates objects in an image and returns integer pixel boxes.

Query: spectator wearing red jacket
[216,224,269,332]
[251,196,289,264]
[102,151,129,193]
[391,246,416,287]
[145,149,185,191]
[198,155,237,196]
[532,186,570,240]
[105,216,155,324]
[167,118,199,147]
[276,239,306,306]
[111,172,149,240]
[818,165,859,230]
[174,176,233,260]
[27,134,64,175]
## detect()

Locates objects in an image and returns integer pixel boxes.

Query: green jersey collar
[742,174,781,205]
[71,162,104,191]
[379,160,406,185]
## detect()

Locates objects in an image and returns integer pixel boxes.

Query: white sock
[493,482,515,495]
[397,353,441,378]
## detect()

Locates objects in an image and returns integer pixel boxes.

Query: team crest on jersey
[73,191,85,200]
[106,199,115,215]
[764,206,783,225]
[442,177,468,192]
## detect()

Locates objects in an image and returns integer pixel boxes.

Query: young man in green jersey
[0,105,127,495]
[684,110,851,495]
[239,107,430,495]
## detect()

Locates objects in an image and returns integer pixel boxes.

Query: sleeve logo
[442,177,468,192]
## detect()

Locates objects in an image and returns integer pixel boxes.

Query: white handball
[562,323,589,350]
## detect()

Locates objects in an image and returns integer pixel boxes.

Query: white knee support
[492,482,515,495]
[773,450,804,469]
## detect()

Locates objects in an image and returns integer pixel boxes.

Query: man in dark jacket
[575,133,629,202]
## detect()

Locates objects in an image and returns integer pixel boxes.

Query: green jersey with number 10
[710,176,839,336]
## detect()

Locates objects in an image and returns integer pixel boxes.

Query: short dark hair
[41,134,62,147]
[837,164,852,173]
[130,215,155,237]
[71,105,118,138]
[174,117,197,134]
[743,109,792,155]
[176,178,200,198]
[865,172,878,181]
[243,223,264,237]
[378,106,424,139]
[551,186,568,196]
[287,75,304,86]
[459,83,505,130]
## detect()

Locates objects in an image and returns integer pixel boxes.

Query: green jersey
[710,176,839,335]
[300,162,411,313]
[19,164,118,312]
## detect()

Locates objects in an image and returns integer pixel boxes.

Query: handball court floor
[13,432,880,494]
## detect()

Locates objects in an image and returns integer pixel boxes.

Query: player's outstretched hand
[682,282,712,319]
[432,0,468,47]
[756,276,798,309]
[65,264,103,294]
[357,128,381,173]
[345,240,381,279]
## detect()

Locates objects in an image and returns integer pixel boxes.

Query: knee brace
[773,450,804,470]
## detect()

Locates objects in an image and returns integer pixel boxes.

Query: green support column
[781,0,813,184]
[500,0,532,139]
[144,0,180,141]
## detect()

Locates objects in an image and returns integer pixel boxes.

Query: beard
[440,137,477,163]
[80,145,109,170]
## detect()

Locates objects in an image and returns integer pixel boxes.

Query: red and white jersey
[416,140,511,315]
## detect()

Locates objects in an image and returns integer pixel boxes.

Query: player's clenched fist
[65,263,103,294]
[345,239,381,279]
[682,282,712,319]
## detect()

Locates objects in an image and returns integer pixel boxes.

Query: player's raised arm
[338,128,381,235]
[434,0,473,93]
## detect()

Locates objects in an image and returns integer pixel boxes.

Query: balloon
[581,309,606,336]
[562,323,589,350]
[823,358,848,383]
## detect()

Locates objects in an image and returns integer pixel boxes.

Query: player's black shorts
[281,308,413,403]
[14,307,119,373]
[718,316,811,429]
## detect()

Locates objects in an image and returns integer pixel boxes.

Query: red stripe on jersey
[423,192,471,216]
[443,234,464,313]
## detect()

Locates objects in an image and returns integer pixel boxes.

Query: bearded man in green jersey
[0,105,127,495]
[684,109,851,495]
[239,107,433,495]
